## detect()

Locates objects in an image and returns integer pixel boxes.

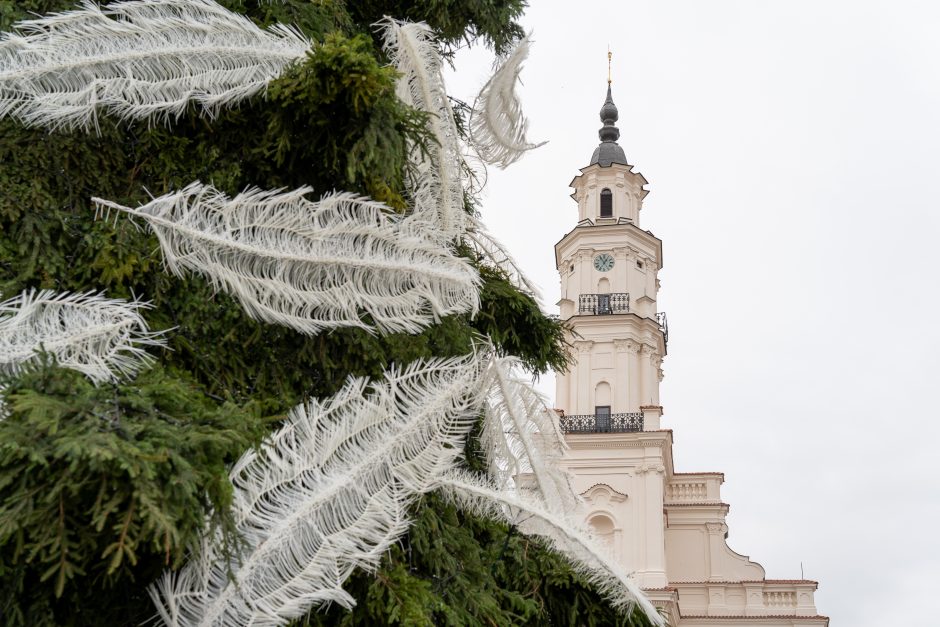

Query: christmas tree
[0,1,660,625]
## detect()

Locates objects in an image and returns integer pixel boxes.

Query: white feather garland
[0,289,166,383]
[466,217,541,298]
[439,471,665,626]
[0,0,310,130]
[379,19,466,239]
[93,183,480,336]
[480,355,577,514]
[149,355,484,627]
[469,36,546,169]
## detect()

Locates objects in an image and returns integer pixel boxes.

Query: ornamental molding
[581,483,628,503]
[574,340,594,354]
[637,463,666,475]
[564,435,672,451]
[705,522,728,534]
[613,338,634,353]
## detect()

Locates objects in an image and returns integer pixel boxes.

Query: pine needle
[439,471,664,626]
[149,355,484,626]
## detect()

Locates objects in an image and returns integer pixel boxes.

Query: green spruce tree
[0,1,657,625]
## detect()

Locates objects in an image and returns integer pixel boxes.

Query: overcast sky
[445,1,940,624]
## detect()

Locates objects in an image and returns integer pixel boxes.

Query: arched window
[600,188,613,217]
[588,513,616,547]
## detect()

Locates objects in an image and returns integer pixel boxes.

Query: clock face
[593,253,615,272]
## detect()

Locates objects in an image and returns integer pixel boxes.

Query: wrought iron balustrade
[559,412,644,434]
[656,311,668,346]
[578,292,629,315]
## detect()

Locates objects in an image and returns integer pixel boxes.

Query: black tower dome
[589,85,628,167]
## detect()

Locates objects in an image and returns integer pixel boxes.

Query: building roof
[589,85,629,167]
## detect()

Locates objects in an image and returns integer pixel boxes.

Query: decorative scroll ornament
[149,356,483,626]
[0,0,310,130]
[93,184,480,335]
[469,35,547,169]
[0,289,165,384]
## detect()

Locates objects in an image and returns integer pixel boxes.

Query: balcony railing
[656,311,668,347]
[559,412,644,434]
[578,292,629,315]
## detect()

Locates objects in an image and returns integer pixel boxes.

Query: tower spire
[589,77,627,167]
[608,47,612,85]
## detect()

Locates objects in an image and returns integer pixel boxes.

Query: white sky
[445,1,940,624]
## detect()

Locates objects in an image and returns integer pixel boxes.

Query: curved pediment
[581,483,628,505]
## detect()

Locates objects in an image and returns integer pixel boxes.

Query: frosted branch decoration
[440,471,664,626]
[380,19,466,239]
[93,184,480,335]
[466,217,541,298]
[0,0,310,131]
[149,356,484,626]
[469,36,546,168]
[0,289,166,384]
[480,355,577,514]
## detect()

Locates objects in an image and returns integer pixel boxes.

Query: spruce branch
[469,36,547,169]
[439,471,664,626]
[93,183,480,336]
[0,289,166,384]
[149,355,484,626]
[466,217,542,299]
[0,0,310,131]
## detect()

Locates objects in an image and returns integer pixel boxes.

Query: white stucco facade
[553,87,827,627]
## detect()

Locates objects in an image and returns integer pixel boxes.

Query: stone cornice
[564,429,673,450]
[555,222,663,270]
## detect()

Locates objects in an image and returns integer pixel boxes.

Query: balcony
[656,311,668,347]
[578,292,629,315]
[559,412,644,434]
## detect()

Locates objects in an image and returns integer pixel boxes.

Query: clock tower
[554,85,827,626]
[555,84,666,422]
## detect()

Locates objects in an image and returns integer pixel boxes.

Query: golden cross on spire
[607,47,612,84]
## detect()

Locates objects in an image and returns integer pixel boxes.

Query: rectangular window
[595,405,611,432]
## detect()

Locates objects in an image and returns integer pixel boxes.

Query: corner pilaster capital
[705,522,728,535]
[637,462,666,476]
[613,339,631,353]
[624,339,641,354]
[574,340,594,354]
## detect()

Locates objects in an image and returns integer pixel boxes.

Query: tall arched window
[600,188,613,217]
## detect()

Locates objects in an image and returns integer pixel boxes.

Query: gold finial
[607,47,612,84]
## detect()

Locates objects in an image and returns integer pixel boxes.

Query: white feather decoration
[466,217,541,298]
[0,289,166,384]
[439,471,664,626]
[379,19,466,239]
[149,355,484,626]
[469,36,546,169]
[0,0,310,131]
[93,183,480,336]
[480,355,577,515]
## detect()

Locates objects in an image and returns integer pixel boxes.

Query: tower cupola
[590,85,628,167]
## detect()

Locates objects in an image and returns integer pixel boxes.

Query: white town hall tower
[552,83,828,626]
